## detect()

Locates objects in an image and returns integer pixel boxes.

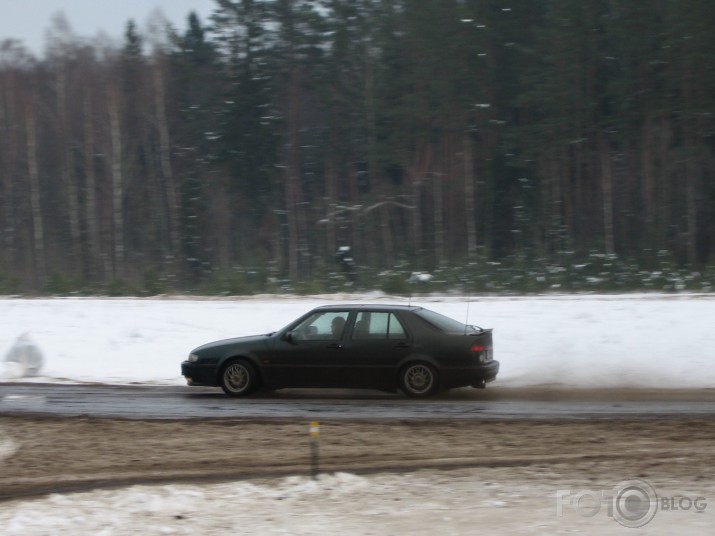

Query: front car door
[264,309,351,388]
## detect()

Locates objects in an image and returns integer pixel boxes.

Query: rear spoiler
[466,326,492,335]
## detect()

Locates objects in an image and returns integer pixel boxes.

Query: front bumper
[181,361,219,387]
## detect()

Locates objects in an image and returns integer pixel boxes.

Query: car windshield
[414,308,469,333]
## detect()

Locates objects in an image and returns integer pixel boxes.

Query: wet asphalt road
[2,383,715,420]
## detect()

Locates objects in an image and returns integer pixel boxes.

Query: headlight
[188,353,200,363]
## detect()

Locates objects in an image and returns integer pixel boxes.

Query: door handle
[394,342,411,349]
[327,343,342,349]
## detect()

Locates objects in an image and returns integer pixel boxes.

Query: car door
[264,310,351,388]
[327,311,413,389]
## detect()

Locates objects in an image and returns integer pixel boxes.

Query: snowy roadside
[1,468,712,535]
[2,411,714,535]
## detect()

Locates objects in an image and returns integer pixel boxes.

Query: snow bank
[1,470,711,535]
[0,294,713,388]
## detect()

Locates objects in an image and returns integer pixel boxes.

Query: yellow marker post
[309,421,320,479]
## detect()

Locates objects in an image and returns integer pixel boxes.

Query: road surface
[2,383,715,420]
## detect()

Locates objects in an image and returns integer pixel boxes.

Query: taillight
[471,342,490,363]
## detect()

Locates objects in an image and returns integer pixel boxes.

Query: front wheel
[220,359,257,396]
[399,362,438,397]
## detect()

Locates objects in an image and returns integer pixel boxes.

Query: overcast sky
[0,0,216,54]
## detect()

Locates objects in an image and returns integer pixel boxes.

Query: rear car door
[327,311,413,389]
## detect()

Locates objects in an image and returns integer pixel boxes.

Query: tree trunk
[108,87,125,279]
[0,74,17,272]
[542,157,563,260]
[600,141,615,256]
[411,174,422,265]
[409,144,433,267]
[284,65,301,282]
[680,38,699,267]
[56,64,82,270]
[433,169,444,266]
[83,90,101,281]
[153,61,179,270]
[685,162,697,266]
[25,97,46,283]
[641,119,656,232]
[463,132,477,263]
[364,36,391,268]
[324,155,337,263]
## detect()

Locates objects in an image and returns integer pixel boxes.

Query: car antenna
[464,294,471,336]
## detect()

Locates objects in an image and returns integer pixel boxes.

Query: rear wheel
[399,362,438,397]
[220,359,257,396]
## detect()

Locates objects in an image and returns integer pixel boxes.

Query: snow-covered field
[1,293,714,388]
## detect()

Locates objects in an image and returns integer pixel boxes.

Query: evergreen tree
[170,12,222,283]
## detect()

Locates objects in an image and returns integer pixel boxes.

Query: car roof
[311,304,424,312]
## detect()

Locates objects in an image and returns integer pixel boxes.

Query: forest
[0,0,714,295]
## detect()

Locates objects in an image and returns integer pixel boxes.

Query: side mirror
[282,331,295,343]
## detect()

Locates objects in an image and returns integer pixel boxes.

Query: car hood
[192,334,271,355]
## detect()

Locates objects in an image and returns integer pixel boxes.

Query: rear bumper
[441,360,500,388]
[181,361,219,387]
[480,360,500,383]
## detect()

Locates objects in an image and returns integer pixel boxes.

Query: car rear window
[413,308,467,333]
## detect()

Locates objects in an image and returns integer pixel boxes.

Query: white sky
[0,0,216,55]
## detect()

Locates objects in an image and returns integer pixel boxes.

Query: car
[181,304,498,397]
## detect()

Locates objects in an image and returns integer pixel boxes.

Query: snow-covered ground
[1,293,714,388]
[1,469,712,535]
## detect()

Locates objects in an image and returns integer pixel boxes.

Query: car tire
[220,359,257,396]
[399,362,438,397]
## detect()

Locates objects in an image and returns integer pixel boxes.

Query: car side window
[352,312,407,340]
[388,314,407,339]
[295,311,349,340]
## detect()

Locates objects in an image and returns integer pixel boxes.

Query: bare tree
[463,132,477,263]
[0,42,31,273]
[600,138,615,256]
[150,47,179,268]
[46,15,83,271]
[24,88,46,283]
[82,81,102,280]
[107,83,125,278]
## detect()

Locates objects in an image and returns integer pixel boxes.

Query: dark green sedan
[181,304,498,397]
